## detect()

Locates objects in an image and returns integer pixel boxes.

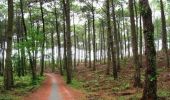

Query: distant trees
[1,0,170,97]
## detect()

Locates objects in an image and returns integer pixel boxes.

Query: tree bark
[140,0,157,99]
[65,0,72,84]
[111,1,120,71]
[106,0,117,78]
[160,0,169,68]
[40,0,45,76]
[88,17,91,68]
[54,6,63,75]
[129,0,141,87]
[92,0,96,71]
[4,0,14,90]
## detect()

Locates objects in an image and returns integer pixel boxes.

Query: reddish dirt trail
[54,74,85,100]
[24,73,85,100]
[24,75,51,100]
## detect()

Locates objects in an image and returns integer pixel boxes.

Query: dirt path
[24,73,84,100]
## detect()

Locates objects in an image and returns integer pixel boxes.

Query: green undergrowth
[68,78,83,89]
[118,89,170,100]
[0,75,45,100]
[63,73,83,90]
[158,89,170,98]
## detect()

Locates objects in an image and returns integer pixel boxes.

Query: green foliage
[0,75,45,99]
[68,78,83,89]
[112,83,130,92]
[16,27,44,52]
[158,90,170,97]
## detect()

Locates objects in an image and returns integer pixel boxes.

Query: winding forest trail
[24,73,84,100]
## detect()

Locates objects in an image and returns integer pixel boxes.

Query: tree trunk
[102,20,106,64]
[55,6,63,75]
[84,23,88,67]
[40,0,45,76]
[129,0,141,87]
[73,13,77,70]
[92,0,96,71]
[4,0,14,90]
[65,0,72,84]
[51,32,55,72]
[139,14,143,67]
[20,0,36,80]
[111,1,120,71]
[106,0,117,78]
[140,0,157,99]
[88,17,91,68]
[160,0,169,68]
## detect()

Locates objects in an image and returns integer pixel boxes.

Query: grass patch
[0,75,45,100]
[112,83,130,92]
[158,89,170,98]
[63,73,83,89]
[68,78,83,89]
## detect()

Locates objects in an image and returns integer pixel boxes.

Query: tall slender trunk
[0,42,2,76]
[51,32,55,72]
[127,26,130,57]
[4,0,14,90]
[139,14,143,67]
[160,0,169,68]
[101,20,106,64]
[111,1,120,71]
[73,13,77,70]
[129,0,141,87]
[99,23,102,63]
[92,0,96,71]
[62,0,67,73]
[140,0,157,99]
[121,4,126,57]
[40,0,45,76]
[20,0,36,80]
[106,0,117,78]
[65,0,72,84]
[55,6,63,75]
[88,17,91,68]
[84,23,88,67]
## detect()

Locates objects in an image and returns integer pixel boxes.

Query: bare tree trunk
[140,0,157,99]
[127,26,130,57]
[72,13,76,70]
[160,0,169,68]
[129,0,141,87]
[106,0,117,78]
[84,23,88,67]
[65,0,72,84]
[111,1,120,71]
[139,14,143,67]
[51,32,55,72]
[92,0,96,71]
[40,0,45,76]
[88,17,91,68]
[102,20,106,64]
[4,0,14,90]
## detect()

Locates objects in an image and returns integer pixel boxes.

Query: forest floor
[24,73,85,100]
[74,51,170,100]
[0,75,45,99]
[0,73,85,100]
